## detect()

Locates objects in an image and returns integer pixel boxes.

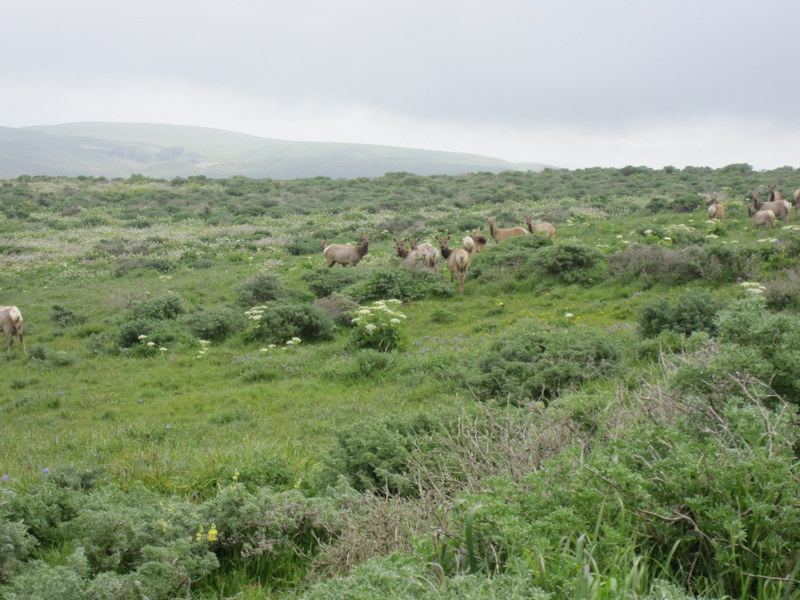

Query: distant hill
[0,122,549,179]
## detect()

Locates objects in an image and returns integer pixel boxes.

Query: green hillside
[0,165,799,599]
[0,122,545,179]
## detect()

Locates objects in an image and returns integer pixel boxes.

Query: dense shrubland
[1,165,799,599]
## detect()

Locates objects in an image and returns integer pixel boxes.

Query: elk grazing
[707,196,725,220]
[751,209,776,229]
[485,217,528,243]
[320,236,370,267]
[408,239,441,270]
[794,189,800,215]
[469,231,488,253]
[751,191,789,221]
[438,236,475,296]
[524,215,556,238]
[0,306,25,354]
[394,238,439,270]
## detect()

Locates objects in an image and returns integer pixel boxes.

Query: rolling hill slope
[0,122,547,179]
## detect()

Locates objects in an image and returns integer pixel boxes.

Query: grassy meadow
[1,167,800,599]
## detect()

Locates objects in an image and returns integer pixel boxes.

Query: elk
[320,236,370,267]
[469,231,488,253]
[438,236,475,296]
[751,191,789,221]
[751,209,776,229]
[0,306,25,354]
[794,189,800,215]
[769,185,783,204]
[524,215,556,238]
[707,196,725,220]
[408,239,441,270]
[485,217,528,243]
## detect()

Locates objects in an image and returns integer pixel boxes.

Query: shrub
[132,292,185,321]
[469,234,552,282]
[314,293,360,327]
[531,242,605,284]
[610,245,703,286]
[318,412,448,496]
[712,296,800,402]
[50,305,87,327]
[763,268,800,310]
[243,302,335,344]
[199,485,341,576]
[348,299,407,352]
[301,268,364,298]
[0,518,35,582]
[346,268,453,303]
[472,321,624,405]
[285,237,322,256]
[238,272,285,306]
[697,244,758,283]
[182,306,246,341]
[638,289,721,338]
[116,319,194,350]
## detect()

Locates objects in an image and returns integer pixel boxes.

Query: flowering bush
[348,300,407,352]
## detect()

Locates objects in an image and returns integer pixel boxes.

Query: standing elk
[469,231,488,253]
[485,217,528,243]
[438,236,476,296]
[750,191,789,221]
[524,215,556,238]
[320,236,370,267]
[751,209,776,229]
[0,306,25,354]
[408,239,441,270]
[707,196,725,220]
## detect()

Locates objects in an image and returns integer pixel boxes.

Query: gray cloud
[3,0,799,168]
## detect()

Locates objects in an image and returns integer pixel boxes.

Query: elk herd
[320,215,557,297]
[4,188,800,356]
[317,185,800,299]
[708,186,800,229]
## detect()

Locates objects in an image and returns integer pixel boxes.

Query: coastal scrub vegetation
[1,165,800,599]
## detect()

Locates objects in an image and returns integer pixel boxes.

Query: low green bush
[182,306,246,341]
[132,292,186,321]
[469,234,552,282]
[531,242,605,285]
[317,412,450,496]
[638,289,721,338]
[243,302,335,345]
[313,293,360,327]
[674,296,800,405]
[472,321,624,405]
[301,268,365,298]
[237,272,285,306]
[346,268,453,303]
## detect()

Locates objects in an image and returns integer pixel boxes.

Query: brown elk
[485,217,528,243]
[321,236,370,267]
[438,236,475,295]
[0,306,25,354]
[524,215,556,238]
[707,196,725,220]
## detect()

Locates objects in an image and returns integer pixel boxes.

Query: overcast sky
[3,0,798,170]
